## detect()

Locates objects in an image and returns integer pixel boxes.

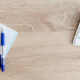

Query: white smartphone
[73,23,80,46]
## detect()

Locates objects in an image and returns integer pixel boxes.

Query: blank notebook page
[0,23,18,59]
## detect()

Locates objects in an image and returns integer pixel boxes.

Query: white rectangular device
[73,23,80,46]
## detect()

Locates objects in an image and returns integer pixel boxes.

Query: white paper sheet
[0,23,18,59]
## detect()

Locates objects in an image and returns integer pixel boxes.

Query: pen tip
[1,65,5,72]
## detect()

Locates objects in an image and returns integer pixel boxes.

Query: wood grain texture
[0,0,80,80]
[0,0,80,32]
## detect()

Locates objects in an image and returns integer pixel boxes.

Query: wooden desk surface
[0,0,80,80]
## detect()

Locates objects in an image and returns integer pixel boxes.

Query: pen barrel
[1,57,5,72]
[0,54,1,68]
[1,33,5,46]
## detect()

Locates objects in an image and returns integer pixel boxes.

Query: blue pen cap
[1,33,5,46]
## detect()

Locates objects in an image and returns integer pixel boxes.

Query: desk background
[0,0,80,80]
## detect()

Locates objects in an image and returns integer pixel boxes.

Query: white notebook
[0,23,18,59]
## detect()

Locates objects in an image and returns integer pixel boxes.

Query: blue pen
[0,53,1,68]
[1,28,5,72]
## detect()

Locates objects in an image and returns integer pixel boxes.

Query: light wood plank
[0,0,80,80]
